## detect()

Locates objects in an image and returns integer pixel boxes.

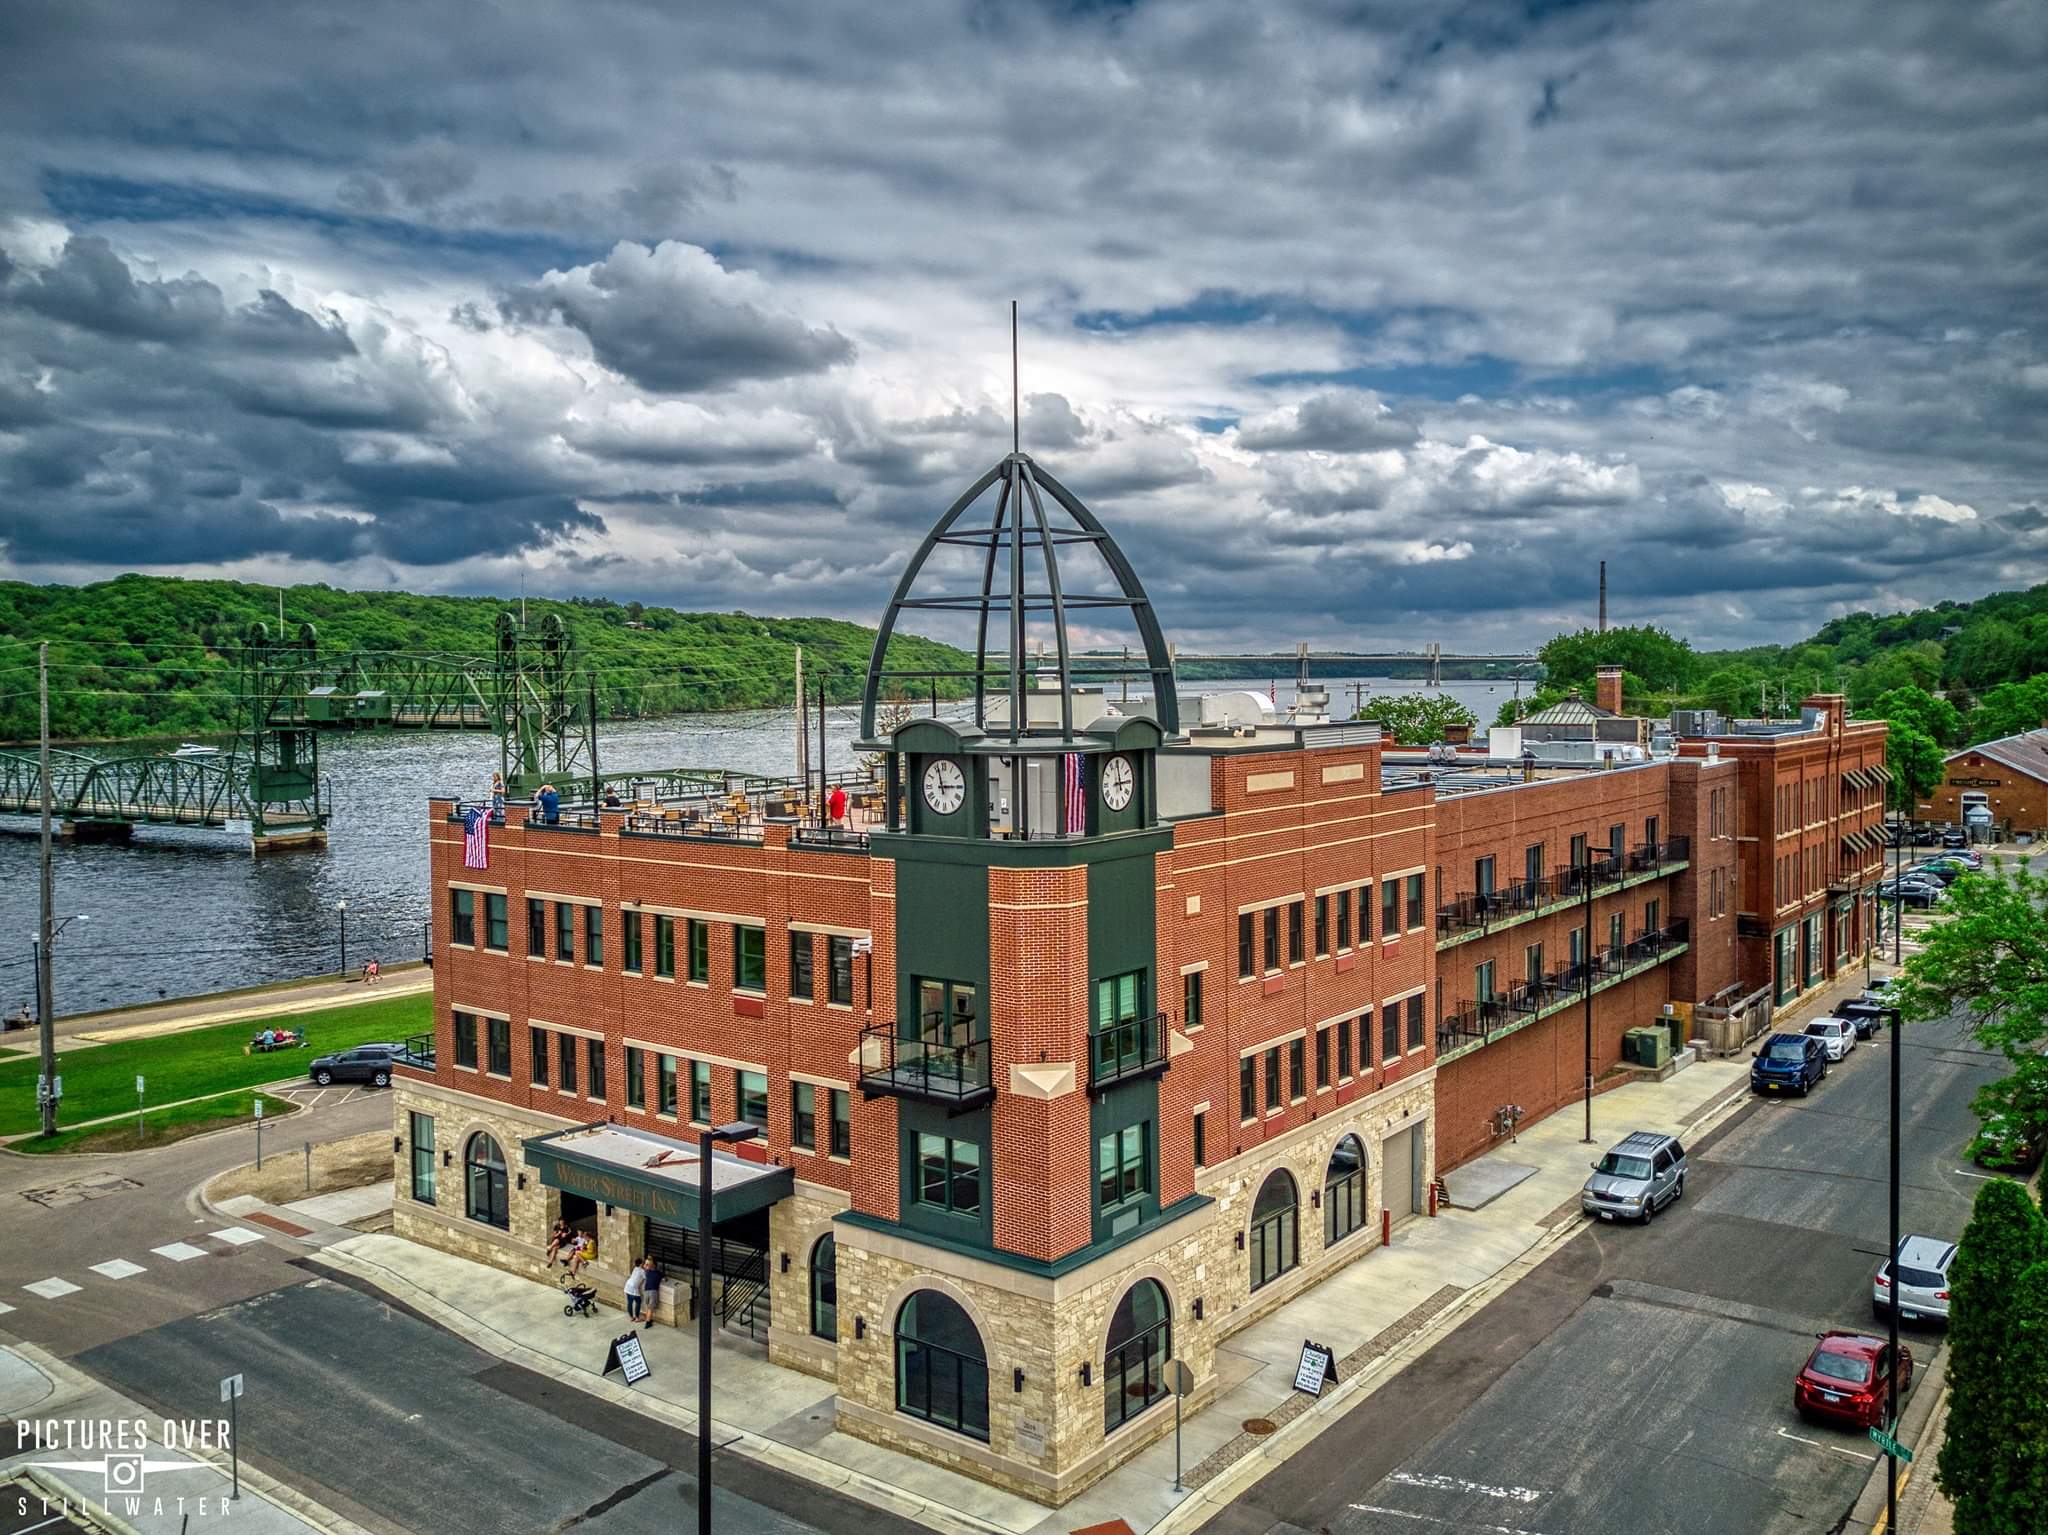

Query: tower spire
[1010,299,1019,455]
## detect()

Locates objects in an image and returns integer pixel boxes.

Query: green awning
[522,1121,793,1231]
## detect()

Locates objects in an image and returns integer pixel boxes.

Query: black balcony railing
[1438,922,1693,1057]
[1089,1011,1170,1091]
[397,1032,436,1070]
[858,1021,994,1108]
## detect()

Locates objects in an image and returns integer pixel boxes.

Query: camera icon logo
[103,1452,147,1493]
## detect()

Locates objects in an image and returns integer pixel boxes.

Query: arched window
[809,1234,838,1341]
[1248,1169,1297,1291]
[1324,1135,1367,1247]
[895,1290,989,1441]
[1103,1279,1172,1432]
[464,1133,508,1229]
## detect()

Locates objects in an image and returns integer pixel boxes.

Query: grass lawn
[0,991,430,1137]
[12,1089,298,1155]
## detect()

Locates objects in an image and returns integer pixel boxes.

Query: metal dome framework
[858,451,1180,744]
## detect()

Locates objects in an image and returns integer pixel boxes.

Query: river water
[0,677,1510,1014]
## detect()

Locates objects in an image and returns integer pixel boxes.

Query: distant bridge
[0,746,326,844]
[1102,642,1542,687]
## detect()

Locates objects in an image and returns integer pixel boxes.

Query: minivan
[1751,1032,1827,1096]
[1582,1130,1688,1223]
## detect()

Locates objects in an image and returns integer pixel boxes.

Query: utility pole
[1580,851,1595,1143]
[1885,1001,1903,1528]
[37,642,57,1138]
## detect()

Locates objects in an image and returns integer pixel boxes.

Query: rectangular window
[558,1032,577,1094]
[622,910,643,972]
[1193,1110,1207,1169]
[452,1011,478,1069]
[1238,913,1255,978]
[733,925,766,991]
[690,1059,712,1124]
[1525,941,1544,987]
[1240,1055,1256,1119]
[1475,855,1495,895]
[654,915,675,978]
[586,1038,605,1099]
[792,1082,817,1150]
[486,1017,510,1076]
[527,898,547,956]
[1381,881,1399,938]
[1645,897,1661,934]
[915,1133,982,1215]
[1314,895,1330,957]
[1264,1046,1281,1110]
[410,1112,435,1204]
[1263,906,1281,972]
[829,1088,851,1158]
[1475,960,1495,1005]
[738,1069,769,1127]
[657,1053,678,1116]
[1336,889,1351,950]
[1645,816,1659,851]
[554,902,575,962]
[1183,968,1204,1031]
[1570,832,1588,869]
[1358,1011,1372,1072]
[483,893,508,952]
[686,918,708,982]
[1405,872,1425,932]
[1315,1027,1330,1089]
[1337,1018,1353,1079]
[790,932,814,1000]
[828,936,854,1006]
[625,1047,645,1109]
[1525,843,1544,886]
[529,1026,548,1086]
[1287,900,1304,965]
[1608,823,1626,860]
[585,905,603,967]
[918,978,979,1043]
[1571,925,1586,966]
[1357,884,1372,943]
[1406,994,1425,1052]
[1609,912,1625,953]
[450,888,475,946]
[1288,1037,1305,1099]
[1097,1123,1149,1209]
[1381,1007,1399,1062]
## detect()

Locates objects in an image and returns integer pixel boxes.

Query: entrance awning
[522,1122,793,1231]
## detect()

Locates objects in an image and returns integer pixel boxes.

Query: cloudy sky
[1,0,2042,653]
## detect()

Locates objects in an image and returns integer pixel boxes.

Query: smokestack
[1598,560,1607,633]
[1596,665,1625,717]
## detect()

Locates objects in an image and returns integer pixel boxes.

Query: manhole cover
[1242,1417,1278,1436]
[22,1176,142,1208]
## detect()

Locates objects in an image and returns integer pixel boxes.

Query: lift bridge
[0,612,609,852]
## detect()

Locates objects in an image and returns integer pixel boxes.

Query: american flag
[463,804,491,869]
[1063,753,1085,835]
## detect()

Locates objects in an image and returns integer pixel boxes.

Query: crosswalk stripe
[210,1227,265,1247]
[89,1259,147,1280]
[152,1242,208,1262]
[23,1277,81,1299]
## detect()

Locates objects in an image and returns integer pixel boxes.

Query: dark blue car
[1751,1032,1827,1096]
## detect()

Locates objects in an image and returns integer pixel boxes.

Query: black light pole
[1884,1002,1903,1526]
[1893,800,1904,966]
[697,1121,759,1535]
[336,899,349,979]
[1580,853,1595,1143]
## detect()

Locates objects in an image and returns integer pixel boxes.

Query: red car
[1794,1331,1912,1429]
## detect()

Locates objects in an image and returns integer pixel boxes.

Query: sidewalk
[316,1051,1756,1535]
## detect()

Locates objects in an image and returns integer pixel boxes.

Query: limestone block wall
[766,1181,850,1381]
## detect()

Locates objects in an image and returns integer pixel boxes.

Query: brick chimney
[1596,665,1625,717]
[1441,722,1472,745]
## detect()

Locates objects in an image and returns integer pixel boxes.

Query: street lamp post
[696,1121,759,1535]
[336,900,349,979]
[1580,853,1595,1143]
[1884,1002,1903,1528]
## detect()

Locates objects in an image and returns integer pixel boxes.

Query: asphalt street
[1217,995,2005,1535]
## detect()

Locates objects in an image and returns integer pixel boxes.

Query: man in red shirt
[827,783,847,825]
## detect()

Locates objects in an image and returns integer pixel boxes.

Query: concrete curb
[312,1242,1018,1535]
[0,1092,306,1160]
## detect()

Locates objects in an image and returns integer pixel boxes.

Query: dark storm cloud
[1237,391,1420,452]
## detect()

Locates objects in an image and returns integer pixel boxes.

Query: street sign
[1294,1339,1337,1397]
[1164,1360,1195,1397]
[220,1373,243,1402]
[136,1076,145,1096]
[253,1098,264,1119]
[1869,1426,1914,1462]
[603,1331,651,1385]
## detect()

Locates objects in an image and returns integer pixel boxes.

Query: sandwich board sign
[603,1331,651,1386]
[1294,1339,1337,1397]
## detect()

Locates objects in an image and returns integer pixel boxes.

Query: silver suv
[1582,1130,1688,1223]
[1874,1234,1956,1324]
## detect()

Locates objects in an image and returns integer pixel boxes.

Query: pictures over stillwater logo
[14,1416,236,1519]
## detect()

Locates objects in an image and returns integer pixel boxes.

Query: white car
[1875,1234,1956,1324]
[1804,1017,1854,1061]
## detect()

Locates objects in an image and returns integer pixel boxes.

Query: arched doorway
[1249,1169,1298,1291]
[895,1290,989,1441]
[1324,1135,1367,1246]
[809,1234,837,1340]
[1103,1278,1172,1432]
[464,1133,508,1229]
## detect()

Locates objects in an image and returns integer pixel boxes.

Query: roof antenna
[1011,298,1020,455]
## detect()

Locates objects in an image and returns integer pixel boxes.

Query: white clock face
[1101,754,1135,812]
[923,757,967,815]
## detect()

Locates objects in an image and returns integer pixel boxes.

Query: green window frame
[451,888,476,946]
[1404,873,1425,932]
[1380,1007,1399,1062]
[1336,888,1351,950]
[1193,1110,1206,1169]
[914,1132,982,1216]
[828,936,855,1006]
[1287,900,1304,965]
[1337,1018,1352,1079]
[483,893,508,952]
[1357,884,1371,942]
[529,1025,548,1086]
[409,1112,436,1204]
[1287,1037,1304,1100]
[790,932,814,1000]
[657,1053,678,1116]
[1314,895,1329,957]
[625,1047,645,1109]
[1182,968,1203,1031]
[792,1081,817,1149]
[687,919,709,982]
[829,1088,851,1158]
[1091,969,1151,1079]
[1237,913,1254,978]
[527,898,546,956]
[1315,1026,1330,1089]
[1239,1056,1256,1120]
[452,1011,478,1069]
[690,1059,712,1124]
[558,1032,577,1094]
[1380,881,1399,938]
[733,924,767,992]
[585,905,604,967]
[1262,906,1280,972]
[486,1017,510,1076]
[1096,1122,1149,1211]
[738,1069,769,1127]
[655,915,676,978]
[1406,994,1425,1052]
[555,902,575,962]
[1263,1047,1280,1110]
[622,910,643,972]
[585,1038,605,1100]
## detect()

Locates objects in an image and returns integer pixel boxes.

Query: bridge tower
[237,621,329,853]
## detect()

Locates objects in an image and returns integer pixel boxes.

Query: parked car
[1922,851,1980,873]
[309,1042,404,1087]
[1908,862,1963,885]
[1864,976,1902,1003]
[1794,1332,1913,1429]
[1581,1130,1688,1223]
[1969,1110,2046,1172]
[1941,827,1968,848]
[1874,1234,1957,1324]
[1879,879,1944,909]
[1838,998,1887,1040]
[1803,1017,1855,1061]
[1752,1032,1827,1096]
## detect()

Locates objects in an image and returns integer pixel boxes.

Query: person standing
[639,1255,663,1328]
[624,1257,647,1321]
[827,782,847,826]
[538,782,560,825]
[489,772,506,819]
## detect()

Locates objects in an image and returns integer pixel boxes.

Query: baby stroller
[562,1281,599,1319]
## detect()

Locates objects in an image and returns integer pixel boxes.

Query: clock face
[922,757,967,815]
[1101,754,1135,812]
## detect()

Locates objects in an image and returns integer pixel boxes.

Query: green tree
[1886,723,1945,812]
[1692,666,1762,717]
[1935,1178,2048,1532]
[1536,624,1697,695]
[1357,693,1478,745]
[2005,1259,2048,1528]
[1967,676,2048,745]
[1871,684,1962,747]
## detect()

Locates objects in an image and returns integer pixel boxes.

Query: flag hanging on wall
[463,804,491,869]
[1063,753,1086,836]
